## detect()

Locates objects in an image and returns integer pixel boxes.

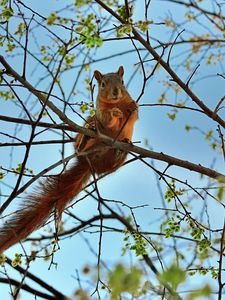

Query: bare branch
[0,55,224,182]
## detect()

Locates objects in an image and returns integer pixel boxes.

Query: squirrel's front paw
[127,101,138,113]
[122,138,132,144]
[112,107,123,118]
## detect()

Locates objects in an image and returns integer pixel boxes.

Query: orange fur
[0,66,138,253]
[0,159,90,252]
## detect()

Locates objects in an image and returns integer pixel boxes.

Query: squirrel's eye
[121,80,124,85]
[101,82,105,88]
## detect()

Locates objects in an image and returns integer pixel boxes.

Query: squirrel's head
[94,66,126,102]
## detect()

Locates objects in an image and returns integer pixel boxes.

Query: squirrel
[0,66,138,253]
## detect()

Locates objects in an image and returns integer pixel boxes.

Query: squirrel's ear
[117,66,124,77]
[94,70,103,82]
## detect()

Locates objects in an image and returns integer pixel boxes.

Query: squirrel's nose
[113,87,119,96]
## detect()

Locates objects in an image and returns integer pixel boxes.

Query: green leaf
[11,253,22,267]
[108,264,142,299]
[89,108,95,117]
[211,142,217,150]
[0,90,15,101]
[205,129,213,141]
[6,38,16,52]
[210,267,218,279]
[74,0,91,8]
[11,163,33,176]
[167,112,176,120]
[217,185,224,201]
[190,226,204,240]
[159,264,186,290]
[14,22,26,36]
[0,0,9,6]
[136,20,152,32]
[47,12,57,25]
[158,92,167,104]
[80,103,88,113]
[198,238,211,252]
[187,284,211,300]
[117,5,133,21]
[76,13,103,48]
[65,54,76,65]
[0,253,6,266]
[185,124,192,132]
[165,216,181,238]
[1,6,14,21]
[164,180,184,202]
[116,24,132,37]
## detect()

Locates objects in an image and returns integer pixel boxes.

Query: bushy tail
[0,159,91,253]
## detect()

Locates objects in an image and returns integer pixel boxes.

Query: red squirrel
[0,66,138,253]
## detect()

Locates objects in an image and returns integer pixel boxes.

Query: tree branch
[0,278,67,300]
[94,0,225,130]
[5,257,68,299]
[0,56,224,183]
